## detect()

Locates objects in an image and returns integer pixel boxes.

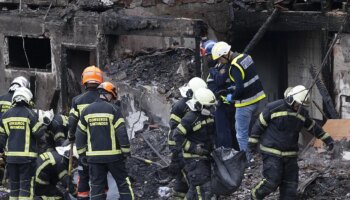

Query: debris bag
[211,147,247,195]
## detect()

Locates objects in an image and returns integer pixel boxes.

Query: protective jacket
[68,89,100,140]
[39,114,69,153]
[36,151,69,187]
[76,99,130,163]
[249,99,333,157]
[174,111,215,158]
[228,54,266,107]
[48,115,69,147]
[0,91,13,120]
[0,103,46,163]
[168,97,190,146]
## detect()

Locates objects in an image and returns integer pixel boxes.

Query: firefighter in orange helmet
[76,82,134,200]
[68,65,103,200]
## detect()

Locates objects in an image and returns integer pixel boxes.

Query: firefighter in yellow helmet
[248,85,334,200]
[76,82,134,200]
[68,65,103,200]
[0,87,50,199]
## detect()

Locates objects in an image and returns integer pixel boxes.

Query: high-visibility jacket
[168,97,190,146]
[0,103,46,163]
[68,89,99,140]
[174,111,215,158]
[36,151,69,187]
[76,99,130,163]
[228,54,266,107]
[249,99,334,157]
[0,91,13,120]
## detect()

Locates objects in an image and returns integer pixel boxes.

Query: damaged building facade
[1,0,350,124]
[0,0,350,199]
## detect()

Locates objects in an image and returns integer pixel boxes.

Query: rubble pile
[108,48,196,99]
[125,128,350,200]
[127,128,172,199]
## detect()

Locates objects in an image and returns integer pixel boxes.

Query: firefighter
[68,65,103,200]
[0,76,30,120]
[76,82,134,200]
[248,85,334,200]
[35,145,78,199]
[168,77,207,198]
[173,88,216,200]
[0,76,30,185]
[36,110,68,153]
[0,87,50,199]
[211,41,266,160]
[205,41,239,150]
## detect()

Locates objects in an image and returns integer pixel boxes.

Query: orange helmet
[81,66,103,85]
[98,82,118,99]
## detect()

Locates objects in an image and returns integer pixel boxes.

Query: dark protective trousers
[251,154,299,200]
[215,102,239,150]
[89,160,134,200]
[35,184,64,199]
[169,151,188,197]
[183,158,212,200]
[77,164,90,200]
[8,161,36,199]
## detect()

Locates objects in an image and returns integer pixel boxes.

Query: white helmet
[34,109,54,124]
[287,85,310,106]
[284,87,294,98]
[187,88,217,111]
[56,145,79,159]
[12,87,33,104]
[211,41,231,60]
[179,77,207,98]
[9,76,30,92]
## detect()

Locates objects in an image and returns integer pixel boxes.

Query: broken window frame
[3,35,52,72]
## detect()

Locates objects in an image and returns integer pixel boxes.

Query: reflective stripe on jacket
[76,99,130,163]
[0,104,45,163]
[229,54,266,107]
[249,99,333,156]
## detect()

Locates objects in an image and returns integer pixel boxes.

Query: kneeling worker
[35,145,78,199]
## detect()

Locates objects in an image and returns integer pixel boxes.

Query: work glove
[194,144,209,156]
[68,182,77,197]
[226,94,233,103]
[247,142,258,155]
[327,142,334,151]
[68,133,75,142]
[80,156,88,167]
[62,139,71,146]
[43,116,51,125]
[123,152,131,158]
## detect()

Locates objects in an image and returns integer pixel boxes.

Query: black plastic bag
[211,147,247,195]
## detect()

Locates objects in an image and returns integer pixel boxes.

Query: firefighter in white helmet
[0,87,50,199]
[168,77,208,198]
[248,85,334,200]
[173,88,216,200]
[0,76,30,120]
